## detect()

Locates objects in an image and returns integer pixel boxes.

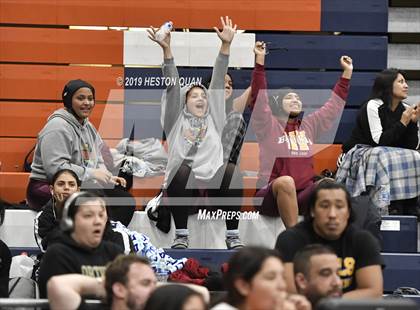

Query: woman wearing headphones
[37,191,124,298]
[34,169,132,254]
[35,169,187,281]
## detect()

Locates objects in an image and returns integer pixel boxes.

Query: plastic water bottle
[155,21,173,42]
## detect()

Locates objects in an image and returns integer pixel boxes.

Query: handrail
[0,298,102,307]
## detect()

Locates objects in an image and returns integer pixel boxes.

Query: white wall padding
[388,44,420,70]
[0,210,284,249]
[388,8,420,33]
[124,31,255,68]
[407,80,420,105]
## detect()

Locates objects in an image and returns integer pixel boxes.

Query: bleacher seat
[255,34,387,70]
[165,249,234,270]
[0,210,285,249]
[321,0,388,33]
[381,216,418,253]
[383,253,420,293]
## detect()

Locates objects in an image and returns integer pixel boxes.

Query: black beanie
[62,79,95,110]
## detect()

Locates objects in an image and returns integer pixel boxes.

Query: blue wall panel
[321,0,388,33]
[256,34,387,70]
[125,68,376,107]
[122,101,358,144]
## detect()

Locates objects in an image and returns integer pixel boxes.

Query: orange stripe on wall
[0,102,62,137]
[0,138,36,172]
[0,172,29,202]
[1,0,321,31]
[0,137,123,172]
[0,27,123,64]
[0,102,124,139]
[0,64,124,101]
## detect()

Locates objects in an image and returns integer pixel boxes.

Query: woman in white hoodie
[148,17,243,249]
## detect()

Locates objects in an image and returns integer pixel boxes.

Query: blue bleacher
[165,249,234,271]
[125,68,376,108]
[383,253,420,293]
[255,34,387,70]
[321,0,388,33]
[122,102,359,143]
[381,216,418,253]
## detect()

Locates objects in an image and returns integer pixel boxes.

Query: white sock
[175,229,189,237]
[226,229,239,238]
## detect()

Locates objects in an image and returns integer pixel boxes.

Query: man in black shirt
[275,180,383,298]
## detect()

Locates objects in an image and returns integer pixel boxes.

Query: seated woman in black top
[342,69,419,214]
[343,68,419,153]
[34,169,132,254]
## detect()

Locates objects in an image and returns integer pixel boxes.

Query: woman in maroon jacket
[249,42,353,228]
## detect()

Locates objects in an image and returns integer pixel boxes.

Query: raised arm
[147,25,181,136]
[208,16,236,132]
[249,41,277,139]
[340,55,353,80]
[232,86,251,113]
[213,16,237,57]
[303,56,353,138]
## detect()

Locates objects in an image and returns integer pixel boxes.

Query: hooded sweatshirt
[30,108,106,182]
[161,53,228,184]
[34,199,132,254]
[250,64,349,190]
[37,233,122,297]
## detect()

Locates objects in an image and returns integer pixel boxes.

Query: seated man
[294,244,343,307]
[275,180,383,298]
[48,255,210,310]
[48,255,157,310]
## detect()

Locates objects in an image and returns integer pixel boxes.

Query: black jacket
[34,199,133,253]
[343,99,419,153]
[37,233,123,298]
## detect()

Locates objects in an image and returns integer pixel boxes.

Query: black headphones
[60,192,88,232]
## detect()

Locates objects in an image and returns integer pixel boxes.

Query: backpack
[8,277,39,299]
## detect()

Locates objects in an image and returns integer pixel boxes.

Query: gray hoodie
[161,53,228,184]
[30,108,106,182]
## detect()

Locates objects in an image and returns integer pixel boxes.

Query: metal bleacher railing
[0,298,102,309]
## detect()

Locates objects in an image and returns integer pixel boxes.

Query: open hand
[213,16,237,44]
